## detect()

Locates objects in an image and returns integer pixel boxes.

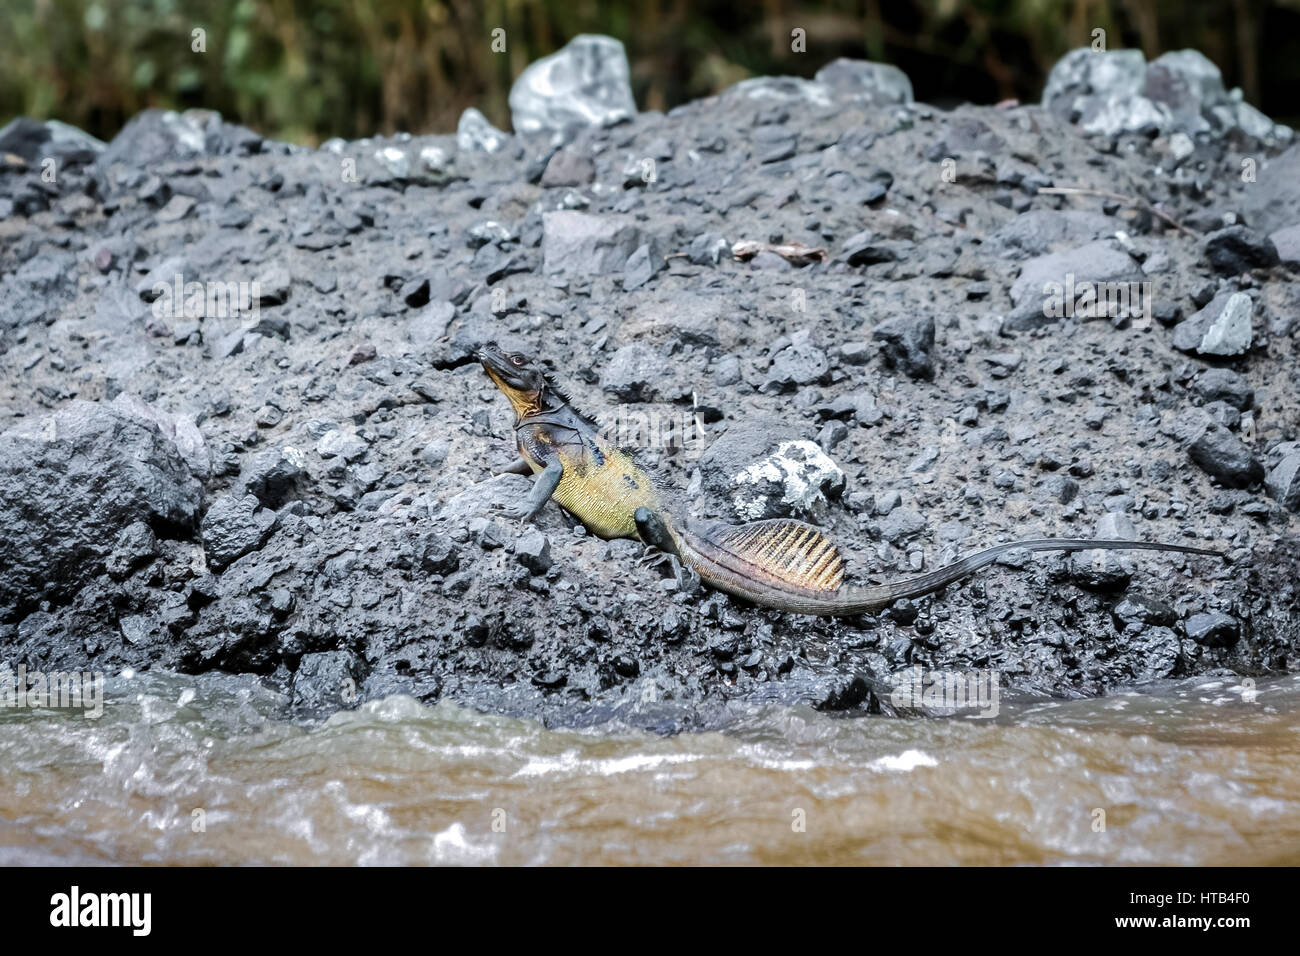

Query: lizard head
[478,344,548,417]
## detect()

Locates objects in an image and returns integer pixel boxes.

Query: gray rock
[813,59,913,105]
[839,341,873,366]
[1240,145,1300,233]
[1202,226,1279,275]
[135,255,188,302]
[622,243,662,291]
[255,265,292,306]
[753,129,797,164]
[1265,453,1300,511]
[842,230,896,266]
[110,392,210,480]
[1188,422,1264,487]
[292,651,361,712]
[408,300,456,349]
[417,145,453,184]
[106,520,159,580]
[540,147,595,187]
[97,109,261,182]
[515,530,553,574]
[1129,627,1184,681]
[542,210,656,276]
[764,332,830,391]
[156,194,196,222]
[626,296,725,348]
[120,614,162,646]
[1040,474,1080,504]
[714,355,741,386]
[688,233,729,265]
[1193,368,1254,410]
[1043,46,1290,144]
[0,401,202,616]
[1043,48,1163,137]
[601,343,662,402]
[987,210,1114,259]
[371,145,410,180]
[1111,594,1176,631]
[466,220,516,248]
[1146,50,1227,116]
[1044,48,1146,112]
[0,116,105,165]
[721,76,834,109]
[1173,291,1253,356]
[878,507,926,544]
[420,439,451,470]
[509,35,636,139]
[415,531,461,575]
[239,446,309,508]
[201,493,276,570]
[456,107,509,153]
[1184,611,1240,648]
[1269,223,1300,266]
[1007,240,1143,330]
[873,314,935,380]
[316,428,368,462]
[1167,131,1196,162]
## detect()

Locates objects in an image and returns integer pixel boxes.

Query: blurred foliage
[1,0,1297,145]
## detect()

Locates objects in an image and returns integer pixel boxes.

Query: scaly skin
[478,345,1222,617]
[519,407,659,539]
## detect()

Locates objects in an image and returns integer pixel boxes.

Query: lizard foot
[492,501,533,523]
[638,548,675,573]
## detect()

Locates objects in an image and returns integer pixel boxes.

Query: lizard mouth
[478,344,520,385]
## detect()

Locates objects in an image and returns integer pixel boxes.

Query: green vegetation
[1,0,1296,145]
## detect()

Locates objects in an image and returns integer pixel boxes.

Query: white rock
[1198,292,1253,355]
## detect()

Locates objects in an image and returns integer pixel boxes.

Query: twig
[1037,186,1200,238]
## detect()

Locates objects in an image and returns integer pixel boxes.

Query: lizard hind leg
[633,507,680,556]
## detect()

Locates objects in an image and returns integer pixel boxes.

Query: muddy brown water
[1,671,1297,865]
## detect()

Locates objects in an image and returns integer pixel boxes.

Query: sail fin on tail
[702,519,845,593]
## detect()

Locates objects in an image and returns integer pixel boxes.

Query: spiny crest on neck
[541,374,599,428]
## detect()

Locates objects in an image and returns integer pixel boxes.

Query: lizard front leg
[493,456,534,476]
[498,459,563,524]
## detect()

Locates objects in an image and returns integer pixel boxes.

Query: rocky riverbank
[1,36,1297,731]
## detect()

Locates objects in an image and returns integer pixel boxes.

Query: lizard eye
[509,354,525,367]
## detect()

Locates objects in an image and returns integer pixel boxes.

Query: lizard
[477,344,1222,617]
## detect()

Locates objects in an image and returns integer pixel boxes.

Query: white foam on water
[868,749,938,773]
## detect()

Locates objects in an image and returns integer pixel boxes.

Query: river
[2,670,1297,865]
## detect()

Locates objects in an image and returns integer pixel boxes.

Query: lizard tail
[662,515,1222,618]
